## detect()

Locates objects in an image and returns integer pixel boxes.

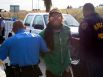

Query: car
[4,13,79,39]
[23,13,79,36]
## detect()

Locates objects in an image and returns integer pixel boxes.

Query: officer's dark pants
[71,60,89,77]
[87,59,103,77]
[5,65,42,77]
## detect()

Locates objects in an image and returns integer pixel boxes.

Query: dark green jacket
[40,26,71,76]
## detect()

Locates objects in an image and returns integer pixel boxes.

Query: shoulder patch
[80,22,88,30]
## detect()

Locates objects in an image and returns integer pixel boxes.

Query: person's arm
[39,35,49,57]
[1,20,5,27]
[0,25,3,35]
[39,35,49,53]
[39,29,45,38]
[0,20,5,37]
[0,27,3,32]
[79,21,92,48]
[0,40,10,61]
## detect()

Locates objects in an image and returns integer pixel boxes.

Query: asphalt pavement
[39,60,46,77]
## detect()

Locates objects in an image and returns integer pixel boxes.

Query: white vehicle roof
[23,12,79,34]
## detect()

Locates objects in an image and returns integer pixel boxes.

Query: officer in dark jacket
[0,14,5,44]
[79,3,103,77]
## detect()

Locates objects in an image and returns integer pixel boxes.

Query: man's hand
[0,60,4,65]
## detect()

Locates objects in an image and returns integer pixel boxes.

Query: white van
[4,13,79,39]
[23,13,79,36]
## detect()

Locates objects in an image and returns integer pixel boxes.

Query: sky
[0,0,103,11]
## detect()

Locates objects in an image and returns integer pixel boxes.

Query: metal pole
[32,0,33,10]
[38,0,39,10]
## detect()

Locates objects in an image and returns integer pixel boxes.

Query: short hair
[13,20,25,29]
[83,3,95,12]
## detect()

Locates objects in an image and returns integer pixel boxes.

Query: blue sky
[0,0,103,11]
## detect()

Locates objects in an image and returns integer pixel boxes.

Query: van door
[31,15,45,34]
[24,15,34,32]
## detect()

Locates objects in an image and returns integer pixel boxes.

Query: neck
[15,29,25,34]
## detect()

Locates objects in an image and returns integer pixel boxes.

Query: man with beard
[40,8,72,77]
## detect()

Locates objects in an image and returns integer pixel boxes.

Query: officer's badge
[81,22,88,30]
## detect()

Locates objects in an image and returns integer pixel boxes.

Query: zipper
[59,32,64,77]
[59,32,63,64]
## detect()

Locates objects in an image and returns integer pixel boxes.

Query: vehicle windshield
[43,14,79,27]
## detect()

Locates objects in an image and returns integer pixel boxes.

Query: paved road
[39,60,46,77]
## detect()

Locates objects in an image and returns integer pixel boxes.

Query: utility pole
[38,0,39,10]
[32,0,33,10]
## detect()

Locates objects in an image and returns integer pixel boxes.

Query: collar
[15,29,26,34]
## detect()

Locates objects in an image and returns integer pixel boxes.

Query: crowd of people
[0,2,103,77]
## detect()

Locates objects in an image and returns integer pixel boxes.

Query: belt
[10,64,38,70]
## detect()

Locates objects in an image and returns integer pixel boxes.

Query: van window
[43,15,49,25]
[43,14,79,27]
[63,15,79,27]
[32,15,44,30]
[24,15,34,26]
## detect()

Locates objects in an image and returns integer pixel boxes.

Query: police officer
[0,20,48,77]
[79,3,103,77]
[0,14,5,44]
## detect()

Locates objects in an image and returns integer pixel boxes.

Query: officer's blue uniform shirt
[0,29,48,66]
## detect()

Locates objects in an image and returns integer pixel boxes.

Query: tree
[0,9,3,12]
[67,5,72,9]
[43,0,52,12]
